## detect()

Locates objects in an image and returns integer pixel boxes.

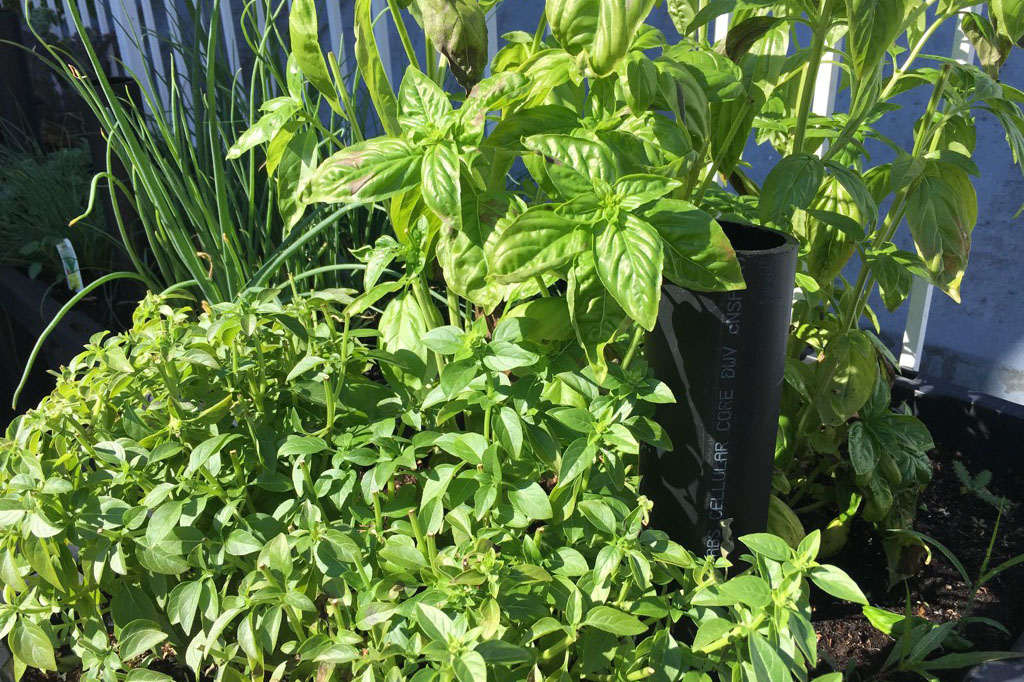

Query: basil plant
[665,0,1024,575]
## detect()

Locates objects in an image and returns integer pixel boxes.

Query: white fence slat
[93,0,111,36]
[485,4,498,76]
[899,5,982,371]
[77,0,93,30]
[371,0,394,85]
[712,13,729,44]
[137,0,169,107]
[219,0,242,79]
[325,0,348,74]
[107,0,148,81]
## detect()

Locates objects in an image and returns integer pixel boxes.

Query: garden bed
[813,445,1024,679]
[811,375,1024,680]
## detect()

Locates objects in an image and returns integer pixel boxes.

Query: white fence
[28,0,987,374]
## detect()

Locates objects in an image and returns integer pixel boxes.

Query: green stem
[621,327,645,372]
[386,0,422,71]
[408,509,431,565]
[531,11,548,52]
[791,0,838,156]
[12,272,148,409]
[693,100,753,204]
[372,492,384,536]
[823,7,950,163]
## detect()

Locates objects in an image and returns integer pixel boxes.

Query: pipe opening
[721,221,789,253]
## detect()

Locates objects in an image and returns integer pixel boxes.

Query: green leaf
[558,438,598,487]
[355,0,400,135]
[380,290,434,390]
[225,529,263,556]
[904,161,977,302]
[990,0,1024,44]
[421,143,462,231]
[645,199,744,291]
[307,139,422,205]
[227,98,301,159]
[145,500,184,546]
[594,214,663,331]
[845,0,909,82]
[278,435,328,458]
[579,499,617,535]
[126,670,175,682]
[475,639,533,664]
[615,174,681,210]
[259,533,293,580]
[523,134,619,196]
[568,251,627,374]
[725,16,783,62]
[692,617,732,651]
[508,482,553,521]
[399,67,452,124]
[289,0,339,111]
[739,533,791,562]
[820,330,878,425]
[10,620,56,671]
[848,422,877,476]
[490,207,586,283]
[416,603,455,642]
[760,154,824,226]
[454,650,488,682]
[809,565,868,604]
[584,605,648,637]
[277,129,319,231]
[421,326,466,355]
[118,619,169,660]
[167,581,202,634]
[749,632,790,682]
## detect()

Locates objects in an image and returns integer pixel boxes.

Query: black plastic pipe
[642,221,798,558]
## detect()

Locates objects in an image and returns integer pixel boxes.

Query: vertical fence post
[326,0,349,75]
[899,5,981,372]
[137,0,169,106]
[370,0,394,84]
[106,0,149,82]
[219,0,242,80]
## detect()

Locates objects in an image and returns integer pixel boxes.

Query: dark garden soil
[811,446,1024,680]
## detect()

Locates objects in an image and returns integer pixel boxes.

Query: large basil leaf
[485,105,581,150]
[277,129,318,233]
[437,189,508,312]
[568,252,628,375]
[523,134,620,196]
[818,330,878,425]
[615,175,681,210]
[991,0,1024,44]
[417,0,489,90]
[661,46,745,102]
[904,160,977,302]
[644,199,744,291]
[306,139,422,204]
[546,0,599,55]
[379,291,435,390]
[760,154,825,227]
[845,0,909,82]
[421,144,462,232]
[490,207,587,283]
[801,176,865,283]
[399,68,452,126]
[226,98,301,159]
[593,214,664,331]
[289,0,340,112]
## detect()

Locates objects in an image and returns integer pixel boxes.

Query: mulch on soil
[812,446,1024,680]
